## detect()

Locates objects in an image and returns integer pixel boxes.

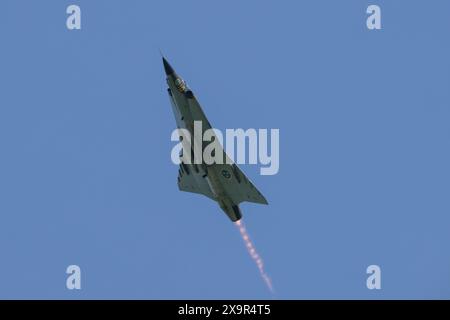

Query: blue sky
[0,0,449,299]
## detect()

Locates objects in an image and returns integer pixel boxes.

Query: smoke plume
[235,219,273,293]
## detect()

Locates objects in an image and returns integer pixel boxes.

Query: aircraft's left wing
[177,163,216,201]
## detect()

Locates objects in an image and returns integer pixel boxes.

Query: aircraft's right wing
[213,163,269,205]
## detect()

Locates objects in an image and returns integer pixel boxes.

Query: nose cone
[162,57,175,76]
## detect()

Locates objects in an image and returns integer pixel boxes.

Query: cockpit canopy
[175,78,187,93]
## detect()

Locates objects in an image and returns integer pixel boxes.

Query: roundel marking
[221,170,231,179]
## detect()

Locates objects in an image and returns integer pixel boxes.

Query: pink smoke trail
[235,219,274,293]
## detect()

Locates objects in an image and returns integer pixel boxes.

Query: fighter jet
[163,57,268,222]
